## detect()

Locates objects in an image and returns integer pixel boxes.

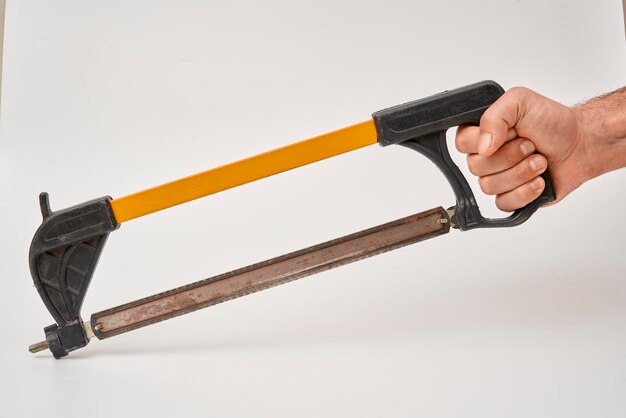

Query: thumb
[478,87,531,156]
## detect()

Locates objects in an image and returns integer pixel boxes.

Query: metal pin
[446,207,457,227]
[28,340,48,354]
[83,321,96,339]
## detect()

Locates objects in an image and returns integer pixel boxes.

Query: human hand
[455,86,626,211]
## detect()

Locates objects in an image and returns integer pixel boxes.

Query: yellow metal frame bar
[110,120,378,223]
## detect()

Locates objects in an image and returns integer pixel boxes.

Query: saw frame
[27,81,555,358]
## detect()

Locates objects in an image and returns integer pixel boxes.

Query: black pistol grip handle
[372,80,555,231]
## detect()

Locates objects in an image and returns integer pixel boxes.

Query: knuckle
[479,111,495,127]
[503,147,520,168]
[516,183,535,201]
[507,86,530,98]
[514,159,532,179]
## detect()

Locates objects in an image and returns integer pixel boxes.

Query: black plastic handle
[372,80,555,231]
[29,193,119,357]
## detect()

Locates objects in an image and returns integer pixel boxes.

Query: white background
[1,1,625,417]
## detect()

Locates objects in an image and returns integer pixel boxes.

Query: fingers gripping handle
[372,80,555,231]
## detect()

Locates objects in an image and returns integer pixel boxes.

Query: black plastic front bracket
[372,80,555,230]
[29,193,119,358]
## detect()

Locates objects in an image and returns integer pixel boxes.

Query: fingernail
[531,177,544,190]
[479,133,493,152]
[520,140,534,156]
[529,155,546,171]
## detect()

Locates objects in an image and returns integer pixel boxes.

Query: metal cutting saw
[27,80,555,358]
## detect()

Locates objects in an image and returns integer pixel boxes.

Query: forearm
[575,87,626,180]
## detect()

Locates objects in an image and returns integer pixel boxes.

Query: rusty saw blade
[30,207,450,353]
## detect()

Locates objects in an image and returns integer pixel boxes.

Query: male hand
[455,86,626,211]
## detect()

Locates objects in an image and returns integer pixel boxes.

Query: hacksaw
[27,81,555,358]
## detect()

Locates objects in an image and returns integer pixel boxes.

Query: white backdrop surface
[1,1,625,417]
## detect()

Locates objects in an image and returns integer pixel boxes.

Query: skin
[455,86,626,211]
